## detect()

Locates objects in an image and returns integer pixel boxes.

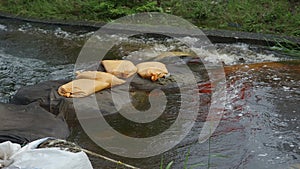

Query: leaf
[184,147,191,169]
[165,161,174,169]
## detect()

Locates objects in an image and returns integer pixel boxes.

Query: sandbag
[76,71,125,86]
[58,79,110,98]
[136,62,169,81]
[0,102,69,145]
[102,60,137,78]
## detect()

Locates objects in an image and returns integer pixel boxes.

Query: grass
[160,155,174,169]
[159,144,226,169]
[270,38,300,57]
[0,0,299,37]
[163,0,300,36]
[0,0,162,22]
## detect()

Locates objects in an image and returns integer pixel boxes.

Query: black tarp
[0,102,69,145]
[11,80,69,114]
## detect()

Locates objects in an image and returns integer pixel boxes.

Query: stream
[0,17,299,169]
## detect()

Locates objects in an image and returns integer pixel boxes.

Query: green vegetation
[160,155,174,169]
[1,0,299,56]
[0,0,163,21]
[159,147,211,169]
[166,0,300,36]
[0,0,299,36]
[270,38,300,57]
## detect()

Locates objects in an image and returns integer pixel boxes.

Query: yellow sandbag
[58,79,109,98]
[136,62,168,81]
[102,60,137,78]
[76,71,125,86]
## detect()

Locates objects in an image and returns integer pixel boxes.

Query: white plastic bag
[0,141,21,167]
[1,138,93,169]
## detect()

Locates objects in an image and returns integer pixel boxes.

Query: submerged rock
[8,59,207,139]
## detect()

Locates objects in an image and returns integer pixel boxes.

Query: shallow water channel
[0,17,299,169]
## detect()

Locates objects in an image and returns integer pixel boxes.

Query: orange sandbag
[102,60,137,78]
[58,79,110,98]
[136,62,168,81]
[76,71,125,86]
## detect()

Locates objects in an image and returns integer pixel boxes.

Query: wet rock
[8,74,186,127]
[128,74,178,91]
[129,63,207,91]
[9,60,206,131]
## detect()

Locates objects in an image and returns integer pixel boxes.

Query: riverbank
[0,0,299,37]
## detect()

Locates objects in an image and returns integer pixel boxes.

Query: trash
[102,60,137,78]
[0,138,93,169]
[38,138,140,169]
[136,62,168,81]
[0,141,20,167]
[58,79,110,98]
[76,71,125,86]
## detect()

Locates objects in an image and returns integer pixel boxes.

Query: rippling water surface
[0,18,299,169]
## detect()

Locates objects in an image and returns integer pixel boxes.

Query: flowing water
[0,17,299,169]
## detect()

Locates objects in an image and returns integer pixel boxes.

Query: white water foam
[17,23,93,40]
[0,24,7,31]
[0,49,74,103]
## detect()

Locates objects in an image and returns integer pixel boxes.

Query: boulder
[9,59,207,131]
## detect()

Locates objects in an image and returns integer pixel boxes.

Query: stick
[75,147,140,169]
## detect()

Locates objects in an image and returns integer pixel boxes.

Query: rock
[129,63,207,91]
[9,60,207,130]
[9,77,180,126]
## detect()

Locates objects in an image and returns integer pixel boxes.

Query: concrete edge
[0,12,299,46]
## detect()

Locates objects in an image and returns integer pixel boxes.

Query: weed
[270,38,300,57]
[160,155,174,169]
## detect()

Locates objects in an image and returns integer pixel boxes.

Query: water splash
[0,24,7,31]
[0,50,74,103]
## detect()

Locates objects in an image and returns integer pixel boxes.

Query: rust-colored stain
[224,61,300,75]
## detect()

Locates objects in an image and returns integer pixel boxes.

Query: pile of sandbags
[58,60,170,98]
